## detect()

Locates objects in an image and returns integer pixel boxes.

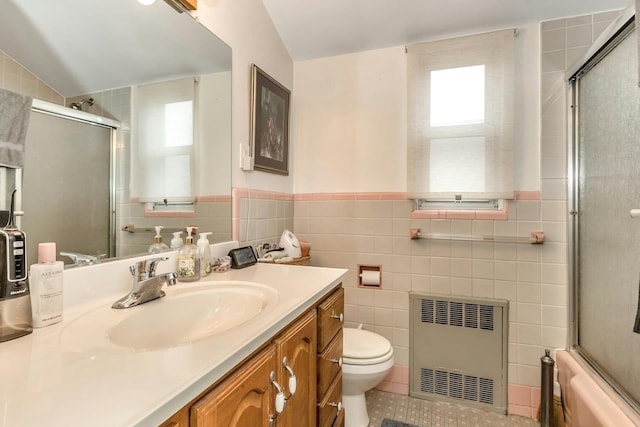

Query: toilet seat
[343,328,394,365]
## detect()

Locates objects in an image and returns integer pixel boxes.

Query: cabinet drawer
[317,328,342,398]
[317,287,344,352]
[317,371,343,427]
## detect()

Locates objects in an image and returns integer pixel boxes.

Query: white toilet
[342,327,395,427]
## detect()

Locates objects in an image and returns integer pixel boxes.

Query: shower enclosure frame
[24,99,120,261]
[567,10,640,414]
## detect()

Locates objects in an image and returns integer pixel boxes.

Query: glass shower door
[573,27,640,406]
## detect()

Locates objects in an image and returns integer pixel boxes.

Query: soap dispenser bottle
[148,226,169,253]
[177,227,199,282]
[29,242,64,328]
[170,231,183,250]
[196,232,212,277]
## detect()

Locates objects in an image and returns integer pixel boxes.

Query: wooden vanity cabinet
[160,284,342,427]
[190,310,318,427]
[316,288,344,427]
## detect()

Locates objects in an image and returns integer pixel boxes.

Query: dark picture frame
[250,64,291,175]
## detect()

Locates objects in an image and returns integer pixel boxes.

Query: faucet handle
[130,256,169,280]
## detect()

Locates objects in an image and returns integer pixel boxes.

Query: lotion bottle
[29,242,64,328]
[148,226,169,253]
[196,232,212,277]
[170,231,183,249]
[177,227,199,282]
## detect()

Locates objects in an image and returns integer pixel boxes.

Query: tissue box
[299,239,311,257]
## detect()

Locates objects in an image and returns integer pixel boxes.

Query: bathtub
[556,350,640,427]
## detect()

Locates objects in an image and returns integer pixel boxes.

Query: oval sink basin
[60,281,279,352]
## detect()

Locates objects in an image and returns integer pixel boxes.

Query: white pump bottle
[149,226,169,253]
[170,231,183,249]
[197,232,212,276]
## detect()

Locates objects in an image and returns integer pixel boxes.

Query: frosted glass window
[132,77,197,202]
[430,65,485,127]
[407,29,514,201]
[429,137,485,192]
[165,101,193,147]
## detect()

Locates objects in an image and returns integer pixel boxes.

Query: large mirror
[0,0,232,266]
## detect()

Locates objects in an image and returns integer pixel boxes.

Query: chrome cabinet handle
[330,312,344,323]
[328,401,342,414]
[330,357,343,367]
[270,371,286,414]
[282,357,297,399]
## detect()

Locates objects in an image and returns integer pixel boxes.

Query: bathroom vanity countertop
[0,262,347,427]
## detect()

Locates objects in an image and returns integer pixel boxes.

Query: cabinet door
[191,345,276,427]
[274,310,317,427]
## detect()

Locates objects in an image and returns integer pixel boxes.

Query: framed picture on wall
[250,64,291,175]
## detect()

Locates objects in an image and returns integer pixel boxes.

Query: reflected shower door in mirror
[0,0,232,266]
[21,107,116,267]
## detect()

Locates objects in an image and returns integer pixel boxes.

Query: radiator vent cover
[410,293,508,413]
[420,368,495,405]
[421,299,495,331]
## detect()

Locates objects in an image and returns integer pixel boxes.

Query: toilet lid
[343,328,392,359]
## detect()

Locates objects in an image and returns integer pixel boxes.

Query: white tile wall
[292,196,567,385]
[235,11,623,392]
[0,49,64,104]
[289,12,622,389]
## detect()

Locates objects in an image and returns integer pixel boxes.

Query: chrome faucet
[112,256,177,309]
[60,251,101,266]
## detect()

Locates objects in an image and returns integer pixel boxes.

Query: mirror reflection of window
[165,101,193,147]
[132,77,197,206]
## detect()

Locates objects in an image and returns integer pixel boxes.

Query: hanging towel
[0,89,32,168]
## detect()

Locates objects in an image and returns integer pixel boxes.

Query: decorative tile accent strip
[195,195,233,202]
[515,191,541,200]
[376,364,410,395]
[293,192,408,201]
[507,384,541,419]
[143,210,196,218]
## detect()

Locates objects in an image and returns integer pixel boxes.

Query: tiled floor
[366,389,540,427]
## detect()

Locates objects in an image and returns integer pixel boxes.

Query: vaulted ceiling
[262,0,631,61]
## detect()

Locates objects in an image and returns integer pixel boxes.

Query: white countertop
[0,262,347,427]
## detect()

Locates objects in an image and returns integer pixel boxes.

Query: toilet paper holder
[358,264,382,288]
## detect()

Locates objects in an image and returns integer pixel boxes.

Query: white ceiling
[262,0,631,61]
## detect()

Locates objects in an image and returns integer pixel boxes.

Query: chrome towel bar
[410,228,545,244]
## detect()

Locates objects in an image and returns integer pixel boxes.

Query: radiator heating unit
[409,292,509,413]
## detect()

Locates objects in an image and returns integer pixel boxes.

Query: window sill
[411,200,508,220]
